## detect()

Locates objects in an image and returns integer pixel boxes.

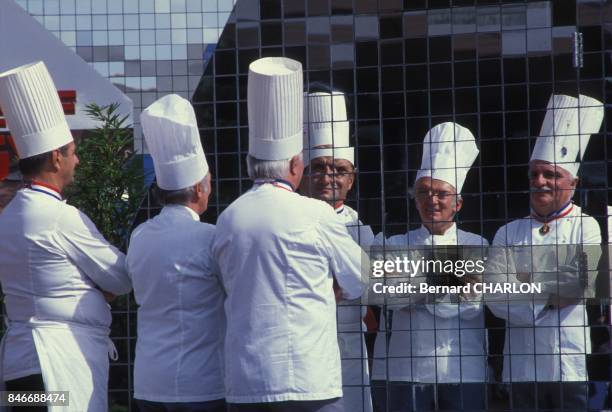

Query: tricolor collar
[254,178,295,192]
[27,180,63,201]
[531,201,573,223]
[335,205,345,215]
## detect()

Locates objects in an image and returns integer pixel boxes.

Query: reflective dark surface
[181,1,612,410]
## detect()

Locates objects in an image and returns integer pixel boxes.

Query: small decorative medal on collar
[531,201,573,236]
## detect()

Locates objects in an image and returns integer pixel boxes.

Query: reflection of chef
[487,94,603,410]
[300,90,374,412]
[0,61,131,410]
[371,122,488,411]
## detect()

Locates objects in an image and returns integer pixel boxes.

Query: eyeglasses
[414,190,456,200]
[308,165,354,177]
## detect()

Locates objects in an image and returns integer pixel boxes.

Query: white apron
[1,320,115,412]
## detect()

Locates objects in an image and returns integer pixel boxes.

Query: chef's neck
[25,173,66,194]
[333,201,344,210]
[422,221,454,236]
[185,200,206,216]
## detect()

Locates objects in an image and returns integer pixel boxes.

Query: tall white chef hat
[248,57,303,161]
[303,91,354,165]
[0,61,73,159]
[415,122,479,193]
[140,94,208,191]
[531,94,603,177]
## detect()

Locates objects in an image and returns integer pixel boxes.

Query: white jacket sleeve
[318,210,366,300]
[485,227,537,325]
[55,205,132,295]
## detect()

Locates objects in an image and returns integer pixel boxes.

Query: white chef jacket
[371,224,489,383]
[212,182,365,403]
[335,205,373,412]
[126,205,225,402]
[488,204,601,382]
[0,185,131,411]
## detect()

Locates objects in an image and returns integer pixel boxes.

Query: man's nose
[531,173,546,187]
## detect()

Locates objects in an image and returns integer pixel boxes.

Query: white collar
[163,204,200,221]
[28,182,63,201]
[418,223,458,244]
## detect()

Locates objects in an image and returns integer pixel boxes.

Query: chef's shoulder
[371,231,409,248]
[54,202,107,236]
[299,194,343,222]
[574,208,601,244]
[342,204,359,222]
[491,218,524,246]
[133,212,215,242]
[190,220,215,241]
[457,229,490,247]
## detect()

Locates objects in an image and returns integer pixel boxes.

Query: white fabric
[140,94,209,190]
[371,224,489,383]
[248,57,303,161]
[212,183,365,403]
[415,122,478,193]
[126,205,225,402]
[532,94,603,177]
[306,147,354,165]
[0,188,130,401]
[0,61,72,158]
[31,321,110,412]
[336,205,373,412]
[488,205,601,382]
[304,92,353,164]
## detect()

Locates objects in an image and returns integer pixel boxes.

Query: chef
[300,90,374,412]
[211,57,365,412]
[486,94,603,410]
[0,61,131,410]
[371,122,488,411]
[126,94,225,412]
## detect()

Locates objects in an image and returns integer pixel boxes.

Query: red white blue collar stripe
[254,179,294,192]
[531,201,573,223]
[28,181,62,201]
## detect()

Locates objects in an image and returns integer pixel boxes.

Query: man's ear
[454,195,463,214]
[193,181,205,202]
[345,166,356,191]
[50,149,62,172]
[289,154,302,176]
[571,176,579,189]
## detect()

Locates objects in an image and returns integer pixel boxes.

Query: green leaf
[64,102,147,250]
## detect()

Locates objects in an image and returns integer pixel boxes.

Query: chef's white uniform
[371,224,489,384]
[488,204,601,383]
[212,181,365,404]
[0,184,131,411]
[336,205,374,412]
[126,205,225,403]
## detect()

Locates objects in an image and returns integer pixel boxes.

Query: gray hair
[155,173,210,206]
[246,153,302,180]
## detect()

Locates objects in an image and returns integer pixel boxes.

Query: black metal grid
[189,0,612,411]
